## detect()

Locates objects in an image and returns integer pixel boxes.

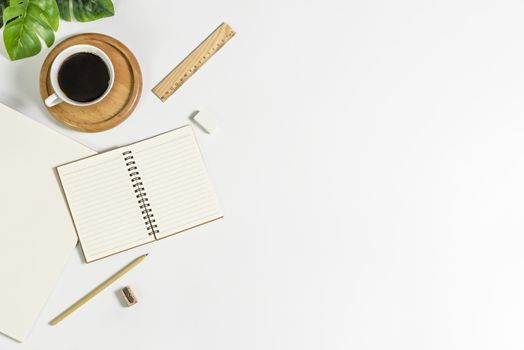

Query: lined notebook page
[58,151,154,262]
[58,125,222,262]
[131,125,223,239]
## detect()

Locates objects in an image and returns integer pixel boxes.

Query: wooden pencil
[50,254,148,325]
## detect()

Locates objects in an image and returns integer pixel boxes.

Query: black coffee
[58,52,110,103]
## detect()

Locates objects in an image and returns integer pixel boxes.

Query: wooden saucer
[39,33,142,132]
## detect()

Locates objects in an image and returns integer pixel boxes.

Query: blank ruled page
[57,125,222,262]
[131,126,223,239]
[58,150,154,262]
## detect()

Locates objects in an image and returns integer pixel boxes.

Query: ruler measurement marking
[153,23,236,102]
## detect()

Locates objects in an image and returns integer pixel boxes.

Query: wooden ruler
[152,22,236,102]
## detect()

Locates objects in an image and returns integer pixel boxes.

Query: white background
[0,0,523,348]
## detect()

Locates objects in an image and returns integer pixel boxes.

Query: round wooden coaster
[39,33,142,132]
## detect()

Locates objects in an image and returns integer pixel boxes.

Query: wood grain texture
[152,22,236,102]
[39,33,142,132]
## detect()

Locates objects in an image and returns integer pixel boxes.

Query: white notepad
[58,125,223,262]
[0,103,95,342]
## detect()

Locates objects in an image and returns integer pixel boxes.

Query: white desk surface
[1,0,523,348]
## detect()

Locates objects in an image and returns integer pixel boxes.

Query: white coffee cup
[45,44,115,107]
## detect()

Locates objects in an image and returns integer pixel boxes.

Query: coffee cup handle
[44,93,62,107]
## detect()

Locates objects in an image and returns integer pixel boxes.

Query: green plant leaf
[3,0,59,60]
[55,0,70,21]
[57,0,114,22]
[0,0,9,28]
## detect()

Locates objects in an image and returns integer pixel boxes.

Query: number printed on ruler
[152,22,236,102]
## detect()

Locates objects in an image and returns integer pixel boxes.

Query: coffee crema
[57,52,110,103]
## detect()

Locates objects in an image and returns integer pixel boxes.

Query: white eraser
[191,110,219,134]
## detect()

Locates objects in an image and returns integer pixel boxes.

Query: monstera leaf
[56,0,113,22]
[3,0,59,60]
[0,0,8,28]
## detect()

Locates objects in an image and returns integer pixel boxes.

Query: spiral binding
[123,150,159,236]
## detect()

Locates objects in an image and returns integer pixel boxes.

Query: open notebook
[57,125,223,262]
[0,103,95,342]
